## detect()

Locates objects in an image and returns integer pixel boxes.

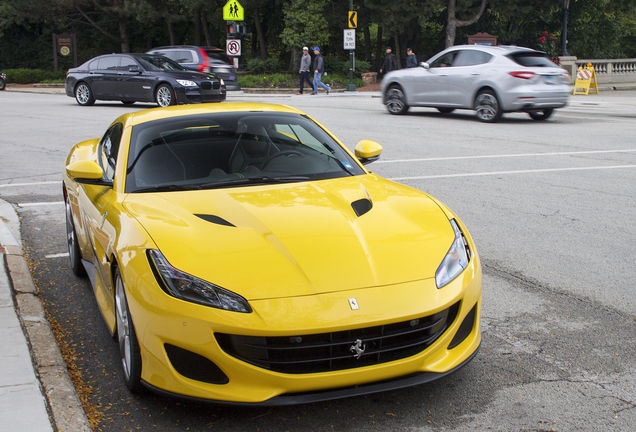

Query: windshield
[125,112,365,193]
[137,55,186,72]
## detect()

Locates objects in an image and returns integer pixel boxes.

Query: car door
[442,50,494,107]
[117,56,154,102]
[90,56,121,99]
[79,123,124,330]
[409,50,458,106]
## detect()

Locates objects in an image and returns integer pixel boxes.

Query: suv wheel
[528,109,553,121]
[385,85,409,115]
[474,89,502,122]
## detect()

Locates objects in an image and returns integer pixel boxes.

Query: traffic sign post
[346,2,356,91]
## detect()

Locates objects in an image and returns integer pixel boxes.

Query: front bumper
[123,250,482,404]
[174,85,226,104]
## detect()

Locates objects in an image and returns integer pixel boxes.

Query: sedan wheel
[65,195,85,277]
[115,268,144,393]
[75,82,95,106]
[528,109,554,121]
[474,89,502,122]
[156,84,175,107]
[385,85,409,115]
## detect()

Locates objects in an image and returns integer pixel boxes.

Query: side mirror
[419,62,430,69]
[355,140,383,165]
[66,160,113,187]
[128,66,142,74]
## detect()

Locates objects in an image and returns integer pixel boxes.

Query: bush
[2,68,66,84]
[238,73,296,88]
[244,58,283,73]
[323,57,371,76]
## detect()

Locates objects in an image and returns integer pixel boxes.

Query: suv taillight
[509,71,535,80]
[198,48,210,74]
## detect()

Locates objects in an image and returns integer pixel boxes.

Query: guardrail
[560,56,636,84]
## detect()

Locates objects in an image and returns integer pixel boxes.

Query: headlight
[435,219,471,288]
[176,79,197,87]
[220,79,225,87]
[148,250,251,313]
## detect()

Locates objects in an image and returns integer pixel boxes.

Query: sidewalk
[0,199,91,432]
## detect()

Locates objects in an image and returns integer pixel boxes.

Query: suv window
[430,52,457,68]
[157,50,196,64]
[205,51,232,65]
[453,50,492,67]
[508,52,557,67]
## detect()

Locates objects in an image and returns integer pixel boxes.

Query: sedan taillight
[509,71,535,80]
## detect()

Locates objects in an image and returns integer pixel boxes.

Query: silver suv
[148,46,239,91]
[381,45,570,122]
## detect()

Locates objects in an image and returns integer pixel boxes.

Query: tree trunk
[363,26,371,63]
[118,18,129,53]
[445,0,488,47]
[194,8,201,46]
[202,10,212,46]
[374,26,383,71]
[289,47,297,72]
[253,7,267,60]
[168,20,176,45]
[395,31,401,69]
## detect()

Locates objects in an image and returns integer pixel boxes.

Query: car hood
[152,70,213,81]
[123,175,454,301]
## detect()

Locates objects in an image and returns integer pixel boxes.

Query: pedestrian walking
[406,48,417,68]
[297,46,312,95]
[311,46,330,95]
[379,46,398,75]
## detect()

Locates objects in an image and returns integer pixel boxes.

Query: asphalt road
[1,90,635,431]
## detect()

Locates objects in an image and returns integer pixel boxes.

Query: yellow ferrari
[63,103,481,405]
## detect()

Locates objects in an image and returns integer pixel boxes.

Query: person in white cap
[297,46,312,95]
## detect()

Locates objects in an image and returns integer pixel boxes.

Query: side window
[97,56,120,71]
[430,52,457,68]
[119,56,138,71]
[88,60,99,70]
[100,123,124,180]
[174,50,195,63]
[453,50,492,67]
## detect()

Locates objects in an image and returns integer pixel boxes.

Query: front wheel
[156,84,175,107]
[75,82,95,106]
[0,79,5,91]
[65,194,85,277]
[474,89,502,122]
[528,109,554,121]
[115,268,144,393]
[385,85,409,115]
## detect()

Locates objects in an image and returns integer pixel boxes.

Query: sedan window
[119,57,139,71]
[97,56,120,71]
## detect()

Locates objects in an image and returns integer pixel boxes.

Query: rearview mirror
[66,160,113,187]
[355,140,382,165]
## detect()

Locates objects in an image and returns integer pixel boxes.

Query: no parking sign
[226,39,241,56]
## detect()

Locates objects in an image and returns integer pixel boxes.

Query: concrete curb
[1,199,91,432]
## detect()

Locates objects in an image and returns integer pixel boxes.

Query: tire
[528,109,554,121]
[0,79,5,91]
[474,89,502,122]
[65,195,86,277]
[385,85,409,115]
[437,108,455,114]
[115,268,144,393]
[156,84,175,107]
[121,101,135,105]
[75,82,95,106]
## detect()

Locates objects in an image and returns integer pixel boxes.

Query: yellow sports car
[63,102,481,405]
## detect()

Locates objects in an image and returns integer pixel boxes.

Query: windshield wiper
[134,184,202,193]
[200,176,310,189]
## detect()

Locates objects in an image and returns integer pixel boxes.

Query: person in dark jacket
[406,48,417,68]
[311,46,330,95]
[297,46,312,95]
[380,46,398,75]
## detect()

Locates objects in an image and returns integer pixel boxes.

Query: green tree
[280,0,329,70]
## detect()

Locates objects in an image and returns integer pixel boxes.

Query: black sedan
[65,53,226,107]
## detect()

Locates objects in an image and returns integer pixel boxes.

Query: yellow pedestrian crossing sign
[348,11,357,28]
[224,0,244,21]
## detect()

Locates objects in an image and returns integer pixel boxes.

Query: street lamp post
[561,0,570,56]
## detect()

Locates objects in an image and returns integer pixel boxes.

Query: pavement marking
[388,164,636,181]
[0,181,60,188]
[377,149,636,164]
[45,252,69,259]
[18,201,65,207]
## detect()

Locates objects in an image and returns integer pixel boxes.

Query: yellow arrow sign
[223,0,244,21]
[348,11,357,28]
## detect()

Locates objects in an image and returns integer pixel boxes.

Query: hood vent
[351,198,373,217]
[195,214,235,227]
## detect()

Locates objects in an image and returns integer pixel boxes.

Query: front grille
[215,302,459,374]
[201,81,212,90]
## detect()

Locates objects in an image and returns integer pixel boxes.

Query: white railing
[573,58,636,84]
